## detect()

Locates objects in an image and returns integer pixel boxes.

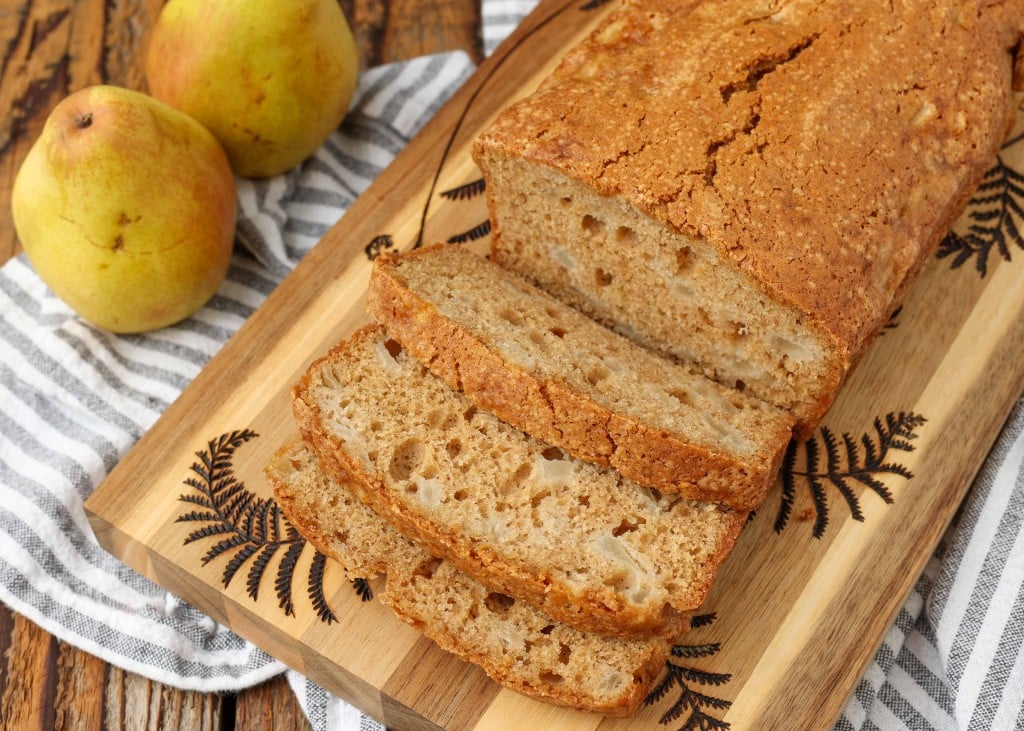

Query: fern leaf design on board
[365,234,394,261]
[775,412,926,538]
[880,304,902,335]
[439,177,486,201]
[178,429,372,624]
[447,219,491,244]
[936,142,1024,276]
[645,613,732,731]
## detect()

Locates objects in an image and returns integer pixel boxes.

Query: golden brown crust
[291,325,748,639]
[476,0,1023,379]
[367,245,793,509]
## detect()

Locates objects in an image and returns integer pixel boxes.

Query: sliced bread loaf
[292,324,748,639]
[473,0,1024,434]
[367,244,793,510]
[266,439,672,716]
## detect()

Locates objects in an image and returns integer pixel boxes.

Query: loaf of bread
[367,244,794,510]
[292,324,747,638]
[266,439,673,716]
[474,0,1024,433]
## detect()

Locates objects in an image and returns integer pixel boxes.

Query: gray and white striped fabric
[1,2,1023,730]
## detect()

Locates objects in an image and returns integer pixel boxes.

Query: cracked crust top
[476,0,1024,359]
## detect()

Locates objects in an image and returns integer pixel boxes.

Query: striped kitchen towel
[2,2,1023,730]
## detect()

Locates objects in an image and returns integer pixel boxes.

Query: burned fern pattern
[937,135,1024,276]
[775,412,926,538]
[447,219,491,244]
[439,178,486,201]
[178,429,371,624]
[365,234,394,261]
[645,613,731,730]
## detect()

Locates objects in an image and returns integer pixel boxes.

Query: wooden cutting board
[84,1,1024,729]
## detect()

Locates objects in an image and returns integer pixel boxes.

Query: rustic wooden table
[0,1,482,727]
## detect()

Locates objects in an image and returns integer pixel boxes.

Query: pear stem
[74,113,93,129]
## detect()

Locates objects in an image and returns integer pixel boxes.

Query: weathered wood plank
[0,603,13,706]
[234,675,312,731]
[0,611,59,730]
[340,0,482,67]
[54,641,105,730]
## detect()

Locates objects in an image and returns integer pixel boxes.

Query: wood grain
[80,0,1024,728]
[101,667,224,730]
[342,0,483,65]
[0,610,59,730]
[54,640,105,730]
[0,0,481,729]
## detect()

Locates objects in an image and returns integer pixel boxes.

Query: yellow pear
[11,85,236,334]
[145,0,359,178]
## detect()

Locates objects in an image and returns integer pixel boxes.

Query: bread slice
[473,0,1024,434]
[292,324,747,638]
[367,244,793,510]
[266,439,673,717]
